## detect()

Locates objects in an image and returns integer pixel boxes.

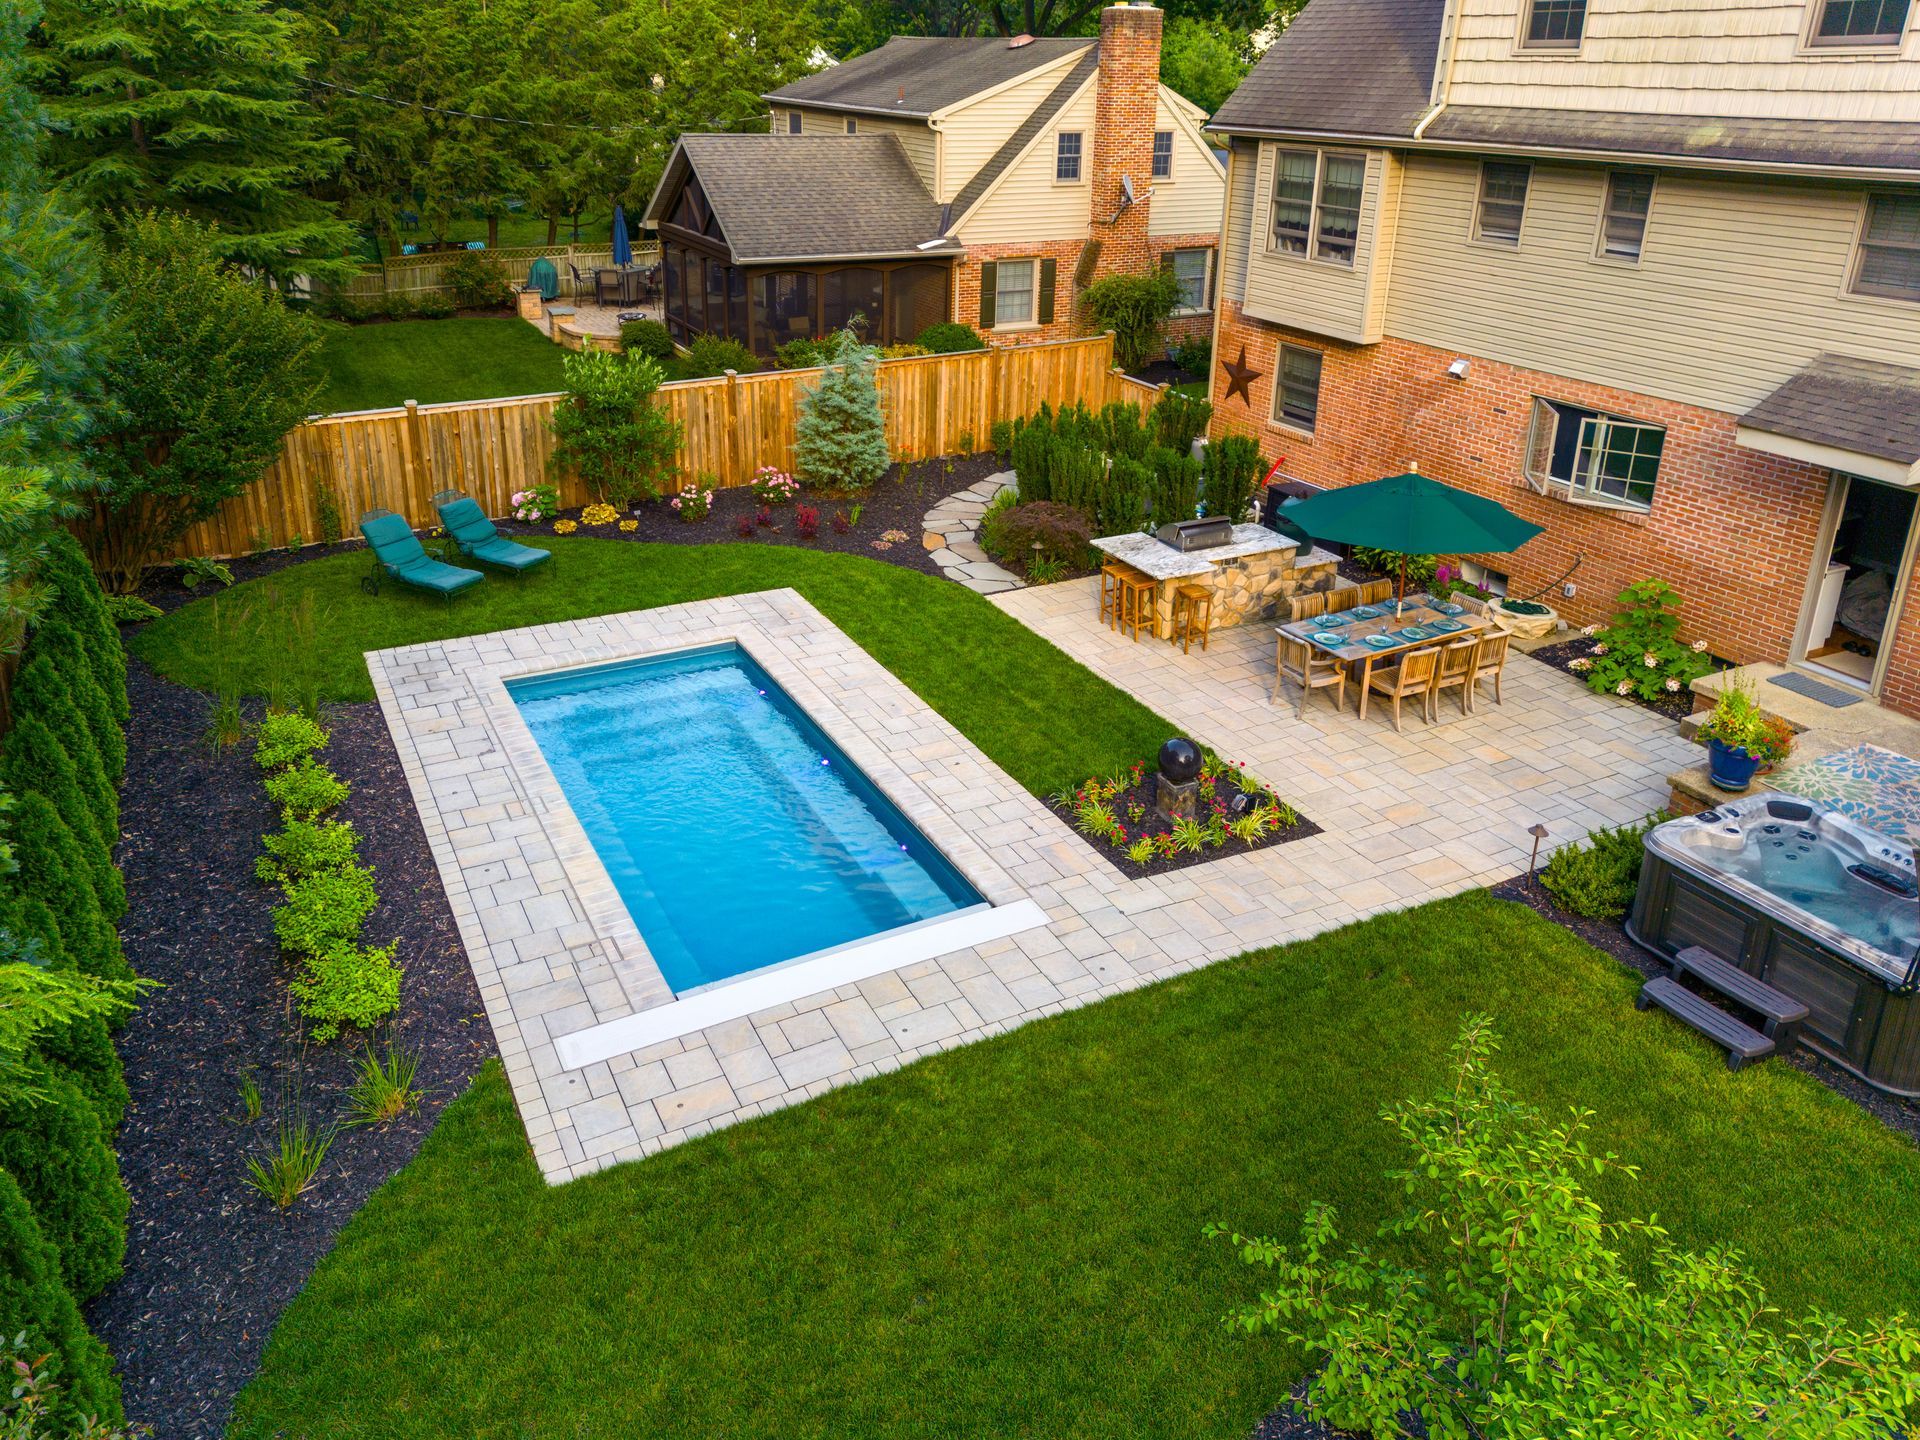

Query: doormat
[1767,672,1864,708]
[1768,744,1920,844]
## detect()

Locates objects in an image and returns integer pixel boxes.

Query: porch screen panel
[823,268,884,338]
[728,267,748,345]
[885,265,949,345]
[663,246,684,341]
[684,253,705,337]
[705,257,728,340]
[754,272,816,354]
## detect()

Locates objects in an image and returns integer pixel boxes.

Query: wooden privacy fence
[169,333,1148,560]
[335,241,661,300]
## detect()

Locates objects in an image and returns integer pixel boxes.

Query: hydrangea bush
[1568,578,1713,702]
[511,484,559,522]
[749,465,800,506]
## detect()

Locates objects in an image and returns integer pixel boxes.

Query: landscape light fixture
[1527,823,1550,880]
[1226,791,1256,820]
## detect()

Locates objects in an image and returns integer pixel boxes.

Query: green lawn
[312,317,569,414]
[226,891,1920,1439]
[133,540,1170,798]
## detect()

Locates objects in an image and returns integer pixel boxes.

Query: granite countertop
[1091,525,1300,581]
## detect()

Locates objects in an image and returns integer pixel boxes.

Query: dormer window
[1056,131,1083,182]
[1810,0,1912,44]
[787,112,801,134]
[1520,0,1587,48]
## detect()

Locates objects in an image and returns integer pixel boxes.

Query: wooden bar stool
[1171,584,1213,654]
[1098,563,1126,630]
[1113,568,1156,642]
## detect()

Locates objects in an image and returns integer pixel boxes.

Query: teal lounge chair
[431,490,553,579]
[359,509,484,603]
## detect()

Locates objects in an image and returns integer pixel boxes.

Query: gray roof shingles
[765,36,1091,118]
[1740,354,1920,466]
[1209,0,1445,140]
[667,134,956,263]
[1424,107,1920,173]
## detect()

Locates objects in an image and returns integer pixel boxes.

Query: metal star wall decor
[1221,345,1262,405]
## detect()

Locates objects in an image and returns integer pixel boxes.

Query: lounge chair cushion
[435,496,552,572]
[360,513,484,594]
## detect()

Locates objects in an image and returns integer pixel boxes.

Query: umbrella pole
[1397,554,1406,618]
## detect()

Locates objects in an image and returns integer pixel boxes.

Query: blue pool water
[507,644,981,992]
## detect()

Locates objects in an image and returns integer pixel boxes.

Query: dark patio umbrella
[611,203,632,267]
[1279,471,1544,611]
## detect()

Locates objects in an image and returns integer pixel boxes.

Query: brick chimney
[1089,2,1162,279]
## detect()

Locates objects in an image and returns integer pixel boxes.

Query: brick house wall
[1878,567,1920,717]
[952,240,1088,346]
[1151,229,1223,352]
[1209,300,1843,674]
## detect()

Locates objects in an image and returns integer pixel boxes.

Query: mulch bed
[1252,1378,1425,1439]
[492,454,1010,576]
[1526,637,1709,721]
[1129,359,1205,390]
[1047,760,1321,880]
[1489,872,1920,1148]
[84,658,492,1439]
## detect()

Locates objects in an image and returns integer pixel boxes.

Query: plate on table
[1363,633,1398,650]
[1431,617,1466,633]
[1310,631,1348,648]
[1350,604,1384,619]
[1318,612,1352,627]
[1433,601,1465,616]
[1397,626,1431,641]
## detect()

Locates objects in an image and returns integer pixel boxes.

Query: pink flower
[1580,624,1599,637]
[1691,639,1708,653]
[1570,658,1592,672]
[1665,678,1682,692]
[1591,643,1608,656]
[1643,652,1659,667]
[1616,680,1633,696]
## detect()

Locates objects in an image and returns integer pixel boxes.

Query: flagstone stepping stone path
[921,472,1024,593]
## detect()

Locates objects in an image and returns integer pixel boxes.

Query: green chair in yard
[431,490,554,580]
[359,509,485,603]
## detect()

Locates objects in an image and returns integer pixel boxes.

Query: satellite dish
[1121,175,1135,204]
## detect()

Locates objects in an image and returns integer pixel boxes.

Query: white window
[1521,0,1587,46]
[1168,248,1212,312]
[1852,194,1920,302]
[1055,132,1083,182]
[1598,171,1654,261]
[786,112,801,134]
[1269,148,1366,267]
[1475,162,1531,246]
[845,117,856,134]
[1274,345,1323,432]
[1152,131,1173,180]
[1525,397,1665,511]
[1810,0,1912,44]
[994,259,1035,325]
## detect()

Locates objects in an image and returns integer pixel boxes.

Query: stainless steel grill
[1156,518,1234,552]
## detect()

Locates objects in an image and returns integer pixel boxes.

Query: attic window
[1811,0,1912,44]
[1520,0,1587,48]
[1056,131,1083,183]
[787,112,801,134]
[1152,131,1173,179]
[845,117,857,134]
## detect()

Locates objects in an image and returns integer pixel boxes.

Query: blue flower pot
[1706,737,1761,792]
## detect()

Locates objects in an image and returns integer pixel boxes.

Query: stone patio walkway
[921,472,1023,593]
[374,587,1696,1183]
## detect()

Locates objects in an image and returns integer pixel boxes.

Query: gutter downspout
[1411,0,1465,140]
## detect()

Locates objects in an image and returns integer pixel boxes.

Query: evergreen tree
[40,532,127,726]
[0,1166,119,1426]
[2,895,132,1127]
[0,715,120,919]
[0,1057,127,1300]
[13,654,119,837]
[21,631,123,784]
[793,328,891,495]
[33,0,355,285]
[7,794,122,985]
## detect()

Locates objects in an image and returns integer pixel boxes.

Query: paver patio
[371,585,1695,1183]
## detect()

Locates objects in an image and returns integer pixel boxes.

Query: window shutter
[1037,257,1057,324]
[978,262,997,328]
[1206,248,1217,309]
[1522,397,1557,493]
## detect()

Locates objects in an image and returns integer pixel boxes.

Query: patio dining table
[1276,594,1492,720]
[595,266,656,306]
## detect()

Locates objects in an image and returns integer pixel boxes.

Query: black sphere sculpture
[1158,737,1201,783]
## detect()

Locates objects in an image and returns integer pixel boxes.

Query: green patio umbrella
[1278,470,1544,613]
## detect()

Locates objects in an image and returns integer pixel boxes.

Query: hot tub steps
[1670,945,1809,1047]
[1636,977,1776,1072]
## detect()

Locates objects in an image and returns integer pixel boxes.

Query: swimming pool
[508,643,984,993]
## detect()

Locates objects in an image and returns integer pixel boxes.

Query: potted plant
[1695,676,1771,792]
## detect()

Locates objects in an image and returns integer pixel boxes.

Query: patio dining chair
[358,509,484,604]
[1289,591,1327,622]
[567,263,592,299]
[1366,645,1441,733]
[1323,588,1359,614]
[1469,630,1512,709]
[1356,578,1395,605]
[431,490,553,579]
[595,268,621,306]
[1428,637,1479,718]
[1275,633,1347,717]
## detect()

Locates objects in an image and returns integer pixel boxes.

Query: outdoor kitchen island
[1092,521,1341,640]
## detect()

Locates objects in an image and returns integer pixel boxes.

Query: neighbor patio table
[1276,594,1491,720]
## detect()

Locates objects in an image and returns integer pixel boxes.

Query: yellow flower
[618,519,638,532]
[553,519,578,534]
[580,503,620,527]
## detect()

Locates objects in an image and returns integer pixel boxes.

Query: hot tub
[1629,795,1920,1094]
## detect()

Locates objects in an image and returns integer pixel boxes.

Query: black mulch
[491,453,1011,577]
[1129,359,1205,390]
[1525,637,1728,722]
[84,657,493,1439]
[1489,872,1920,1148]
[1251,1377,1425,1439]
[1047,764,1321,880]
